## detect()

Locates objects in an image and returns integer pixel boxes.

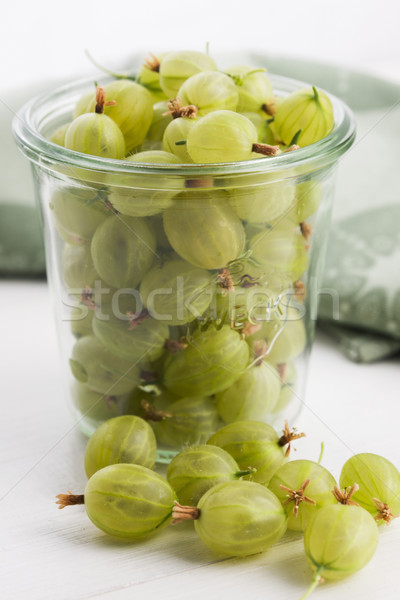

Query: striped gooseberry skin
[268,460,337,531]
[304,504,378,581]
[249,227,309,282]
[163,191,246,270]
[273,86,334,147]
[162,117,196,163]
[159,50,217,98]
[69,335,139,395]
[207,420,286,484]
[84,415,157,478]
[84,464,176,539]
[224,65,274,114]
[339,453,400,524]
[90,214,156,289]
[178,71,239,116]
[229,180,296,224]
[86,80,153,152]
[166,445,243,506]
[149,396,219,449]
[215,362,281,424]
[140,259,214,326]
[186,110,258,164]
[50,187,109,244]
[65,112,126,159]
[163,325,250,397]
[194,480,287,556]
[62,243,99,290]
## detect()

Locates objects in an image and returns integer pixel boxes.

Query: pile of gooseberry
[57,414,399,598]
[48,48,336,450]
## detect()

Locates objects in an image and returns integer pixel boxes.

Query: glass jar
[13,73,355,462]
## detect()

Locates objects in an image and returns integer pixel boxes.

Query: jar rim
[13,72,355,178]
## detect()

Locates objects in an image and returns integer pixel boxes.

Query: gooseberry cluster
[49,48,333,448]
[57,414,399,598]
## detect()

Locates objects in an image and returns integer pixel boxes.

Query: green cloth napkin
[0,203,45,277]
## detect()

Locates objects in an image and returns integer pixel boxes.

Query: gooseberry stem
[171,501,200,525]
[141,399,173,421]
[252,142,280,156]
[163,98,198,119]
[56,492,84,509]
[94,86,117,114]
[85,50,136,81]
[298,567,324,600]
[317,442,325,465]
[278,421,306,457]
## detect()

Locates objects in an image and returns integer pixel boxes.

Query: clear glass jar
[13,74,355,462]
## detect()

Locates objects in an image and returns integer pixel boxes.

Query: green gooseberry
[208,419,305,484]
[70,306,94,338]
[65,87,126,159]
[146,101,173,142]
[271,361,297,414]
[186,110,279,163]
[73,91,95,119]
[50,122,70,147]
[57,464,177,539]
[137,53,168,103]
[90,214,156,289]
[69,335,140,395]
[268,459,337,531]
[71,381,122,423]
[177,71,239,115]
[273,86,334,147]
[229,180,296,224]
[265,307,307,363]
[302,504,378,596]
[215,361,281,424]
[225,65,274,113]
[87,81,153,152]
[108,151,181,218]
[142,395,219,449]
[270,179,322,229]
[140,259,214,325]
[211,283,280,330]
[84,415,157,478]
[163,325,249,397]
[162,117,197,163]
[62,243,99,290]
[172,480,287,557]
[339,453,400,525]
[249,227,309,281]
[92,292,169,363]
[159,50,217,98]
[163,190,246,270]
[239,111,275,144]
[166,444,255,506]
[49,187,109,244]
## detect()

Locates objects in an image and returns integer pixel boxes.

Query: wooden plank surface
[1,281,399,600]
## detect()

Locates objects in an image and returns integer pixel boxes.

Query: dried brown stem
[216,268,235,293]
[277,363,287,384]
[95,86,117,114]
[252,143,280,157]
[163,98,198,119]
[294,280,307,303]
[241,321,262,339]
[332,484,360,506]
[81,287,98,311]
[164,338,188,353]
[126,309,150,331]
[253,339,268,366]
[373,498,398,525]
[262,102,276,116]
[278,421,306,457]
[56,492,84,509]
[280,479,316,517]
[144,53,160,72]
[171,501,200,525]
[141,399,173,422]
[300,222,313,241]
[284,144,300,152]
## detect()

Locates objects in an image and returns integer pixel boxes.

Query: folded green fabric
[0,203,45,277]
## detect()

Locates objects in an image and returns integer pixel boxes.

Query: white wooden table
[1,281,399,600]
